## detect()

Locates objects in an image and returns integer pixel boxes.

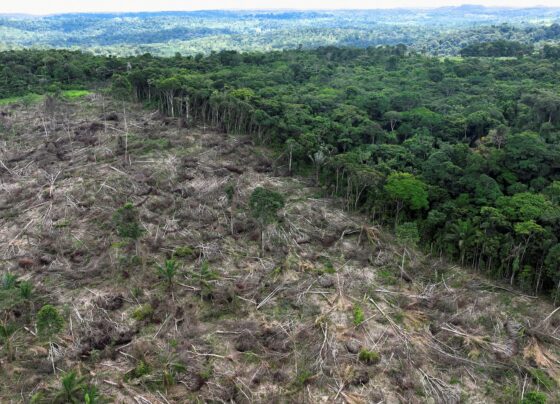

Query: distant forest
[2,6,560,56]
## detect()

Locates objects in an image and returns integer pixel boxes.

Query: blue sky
[1,1,560,15]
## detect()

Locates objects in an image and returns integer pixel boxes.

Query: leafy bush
[36,305,64,340]
[522,391,547,404]
[358,349,381,365]
[173,246,194,258]
[113,203,144,240]
[2,273,17,289]
[396,222,420,246]
[353,305,365,326]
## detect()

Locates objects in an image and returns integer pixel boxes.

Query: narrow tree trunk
[123,101,129,164]
[260,227,265,255]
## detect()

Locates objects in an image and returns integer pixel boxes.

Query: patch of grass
[53,219,71,228]
[198,364,213,382]
[173,246,195,258]
[126,360,151,380]
[358,349,380,365]
[0,93,43,106]
[353,304,365,326]
[449,376,461,385]
[316,256,336,274]
[241,351,261,364]
[393,310,405,324]
[521,390,547,404]
[377,267,398,285]
[293,369,313,389]
[140,138,173,154]
[528,367,556,391]
[0,289,22,312]
[61,89,91,99]
[132,304,154,321]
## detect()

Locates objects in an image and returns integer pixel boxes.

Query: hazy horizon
[2,1,560,16]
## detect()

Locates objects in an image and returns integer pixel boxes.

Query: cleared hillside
[0,94,559,403]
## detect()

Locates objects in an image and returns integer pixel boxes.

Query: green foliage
[173,246,195,258]
[353,305,365,326]
[3,9,560,58]
[358,349,381,365]
[19,281,33,300]
[187,260,220,300]
[132,305,154,321]
[522,391,547,404]
[83,385,103,404]
[157,259,178,289]
[461,40,532,57]
[396,222,420,246]
[62,89,91,99]
[385,173,429,211]
[293,369,313,389]
[528,367,556,391]
[53,371,86,404]
[111,74,132,101]
[113,203,144,240]
[36,305,64,340]
[2,273,17,290]
[0,322,17,361]
[128,360,151,379]
[249,187,285,226]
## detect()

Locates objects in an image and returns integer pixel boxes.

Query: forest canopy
[2,7,560,56]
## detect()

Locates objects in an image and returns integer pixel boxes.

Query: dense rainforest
[3,7,560,56]
[1,46,560,301]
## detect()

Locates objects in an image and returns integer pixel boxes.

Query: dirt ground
[0,94,559,403]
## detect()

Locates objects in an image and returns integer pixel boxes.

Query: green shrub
[353,305,365,326]
[528,368,556,391]
[293,369,313,388]
[36,305,64,340]
[522,391,547,404]
[358,348,380,365]
[396,222,420,246]
[132,304,154,321]
[19,281,33,300]
[173,246,194,258]
[113,203,144,240]
[2,273,17,290]
[127,360,151,379]
[157,259,178,289]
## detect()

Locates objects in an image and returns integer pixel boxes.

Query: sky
[1,1,560,15]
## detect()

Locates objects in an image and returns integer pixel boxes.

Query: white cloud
[3,1,560,15]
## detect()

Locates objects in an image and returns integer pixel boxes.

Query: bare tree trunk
[123,102,129,165]
[288,147,292,175]
[260,227,265,255]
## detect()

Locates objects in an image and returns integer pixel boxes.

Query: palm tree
[445,220,474,266]
[157,259,178,291]
[53,371,86,404]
